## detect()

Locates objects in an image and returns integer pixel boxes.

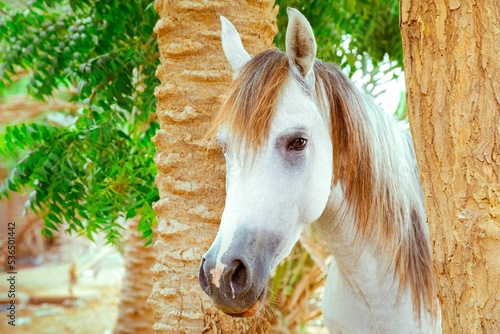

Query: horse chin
[224,289,265,318]
[226,299,261,317]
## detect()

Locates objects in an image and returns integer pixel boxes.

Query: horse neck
[316,185,436,332]
[316,183,393,283]
[314,101,415,307]
[314,112,439,331]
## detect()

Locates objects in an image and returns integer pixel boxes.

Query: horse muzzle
[198,236,271,317]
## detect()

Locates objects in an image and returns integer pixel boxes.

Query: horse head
[198,8,333,317]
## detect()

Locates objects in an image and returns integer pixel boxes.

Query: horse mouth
[225,289,265,318]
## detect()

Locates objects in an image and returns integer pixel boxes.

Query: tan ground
[0,244,123,334]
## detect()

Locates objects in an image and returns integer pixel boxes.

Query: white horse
[199,8,442,333]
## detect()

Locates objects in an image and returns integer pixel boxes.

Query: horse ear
[285,8,316,78]
[220,16,251,73]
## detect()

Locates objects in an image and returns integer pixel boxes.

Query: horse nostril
[199,257,210,294]
[228,260,248,296]
[199,255,251,299]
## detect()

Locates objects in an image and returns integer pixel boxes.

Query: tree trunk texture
[400,1,500,333]
[150,1,278,332]
[114,220,155,334]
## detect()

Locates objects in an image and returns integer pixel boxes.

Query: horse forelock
[209,49,436,319]
[207,49,289,154]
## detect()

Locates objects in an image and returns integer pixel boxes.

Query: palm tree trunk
[114,220,155,334]
[149,1,278,332]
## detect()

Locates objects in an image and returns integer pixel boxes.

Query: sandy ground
[0,247,124,334]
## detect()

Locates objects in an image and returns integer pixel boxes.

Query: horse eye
[289,138,307,151]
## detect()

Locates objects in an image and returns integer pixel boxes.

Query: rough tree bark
[149,1,277,332]
[400,1,500,333]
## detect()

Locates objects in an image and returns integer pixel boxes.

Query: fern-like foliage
[0,0,159,245]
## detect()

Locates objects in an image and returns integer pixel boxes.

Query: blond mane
[209,49,436,317]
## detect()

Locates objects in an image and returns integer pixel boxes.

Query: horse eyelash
[218,140,228,153]
[288,138,308,151]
